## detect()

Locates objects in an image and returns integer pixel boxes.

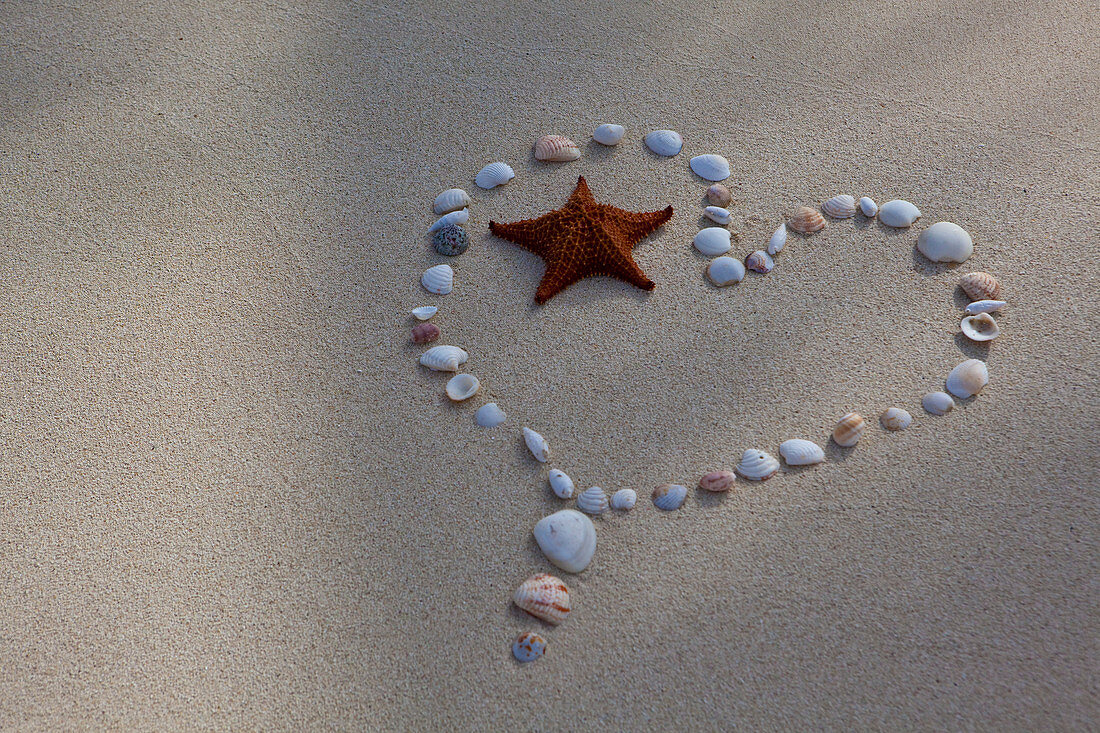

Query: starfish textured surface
[489,176,673,304]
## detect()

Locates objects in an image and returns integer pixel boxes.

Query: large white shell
[576,486,609,516]
[779,439,825,466]
[513,573,571,625]
[703,206,732,225]
[548,469,574,499]
[411,305,437,321]
[421,264,454,295]
[533,509,596,573]
[946,359,989,399]
[822,194,857,218]
[961,313,1000,341]
[965,300,1007,314]
[610,488,637,511]
[878,199,922,228]
[917,222,974,263]
[523,427,550,463]
[445,373,480,401]
[475,402,506,427]
[534,134,581,162]
[693,227,732,256]
[922,391,955,416]
[475,161,515,189]
[433,188,471,215]
[745,250,774,274]
[428,209,469,233]
[767,223,787,255]
[707,256,745,286]
[418,344,468,372]
[652,483,688,511]
[645,129,683,157]
[689,154,730,181]
[593,123,625,146]
[735,449,780,480]
[880,407,913,431]
[859,196,878,217]
[513,632,547,662]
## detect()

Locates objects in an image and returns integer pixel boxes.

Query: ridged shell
[534,134,581,162]
[767,223,787,255]
[418,344,468,372]
[548,469,574,499]
[707,256,745,286]
[411,305,437,321]
[735,449,780,480]
[694,227,732,256]
[922,391,955,416]
[411,322,440,344]
[698,470,735,492]
[433,188,471,215]
[707,184,732,207]
[421,264,454,295]
[878,199,921,228]
[645,129,683,157]
[652,483,688,511]
[745,250,774,274]
[513,573,571,625]
[428,209,468,233]
[593,123,625,146]
[475,161,515,189]
[832,412,866,447]
[513,632,547,662]
[917,222,973,263]
[523,427,550,462]
[946,359,989,399]
[961,313,1000,341]
[689,154,730,182]
[703,206,732,225]
[445,373,480,401]
[779,439,825,466]
[610,488,637,510]
[533,509,596,573]
[822,194,857,218]
[880,407,913,431]
[859,196,878,217]
[959,272,1001,301]
[789,206,826,234]
[475,402,506,427]
[576,486,609,515]
[964,299,1006,314]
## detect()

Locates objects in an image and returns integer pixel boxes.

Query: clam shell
[959,272,1002,301]
[533,509,596,573]
[689,154,730,181]
[707,184,732,207]
[880,407,913,431]
[609,488,637,511]
[779,439,825,466]
[822,194,857,219]
[593,123,625,146]
[694,227,732,256]
[832,412,866,447]
[859,196,878,217]
[922,391,955,416]
[645,129,683,157]
[789,206,826,234]
[745,250,774,274]
[707,256,745,286]
[433,188,471,215]
[946,359,989,399]
[652,483,688,511]
[513,632,547,662]
[548,469,574,499]
[965,299,1007,315]
[523,427,550,463]
[411,322,440,344]
[767,223,787,255]
[917,222,974,263]
[703,206,732,225]
[698,470,736,492]
[445,373,480,401]
[513,573,571,625]
[534,134,581,162]
[411,305,438,321]
[961,313,1000,341]
[878,199,921,228]
[418,344,468,372]
[421,264,454,295]
[576,486,610,516]
[475,402,507,427]
[428,209,469,233]
[735,449,780,481]
[475,161,515,189]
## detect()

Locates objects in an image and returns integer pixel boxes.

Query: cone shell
[534,134,581,162]
[513,573,571,625]
[832,412,865,447]
[593,123,625,146]
[411,322,440,344]
[475,402,506,427]
[548,469,574,499]
[745,250,774,274]
[922,391,955,416]
[767,223,787,255]
[707,184,732,207]
[576,486,610,516]
[822,194,857,218]
[433,188,471,215]
[880,407,913,431]
[421,263,454,295]
[735,449,780,480]
[610,488,637,510]
[419,344,468,372]
[699,470,736,492]
[694,227,732,256]
[645,129,683,157]
[859,197,878,217]
[946,359,989,399]
[513,632,547,662]
[707,256,745,286]
[789,206,826,234]
[961,313,1000,341]
[959,272,1002,301]
[779,439,825,466]
[689,154,731,181]
[445,373,480,401]
[533,509,596,573]
[523,427,550,462]
[652,483,688,511]
[475,161,515,189]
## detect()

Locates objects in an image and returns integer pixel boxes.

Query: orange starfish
[489,176,674,304]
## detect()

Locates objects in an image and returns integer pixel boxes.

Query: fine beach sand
[2,0,1098,728]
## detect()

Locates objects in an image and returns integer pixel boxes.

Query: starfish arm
[598,204,674,243]
[566,176,596,208]
[603,251,656,292]
[488,213,558,256]
[534,258,586,304]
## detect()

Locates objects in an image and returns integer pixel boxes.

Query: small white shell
[779,439,825,466]
[534,134,581,162]
[707,256,746,286]
[428,209,469,233]
[652,483,688,511]
[433,188,471,215]
[878,199,922,228]
[822,194,857,219]
[475,402,506,427]
[961,313,1000,341]
[548,469,574,499]
[411,306,438,321]
[745,250,774,274]
[533,509,596,573]
[767,223,787,255]
[593,123,625,146]
[444,373,479,401]
[523,427,550,463]
[922,391,955,416]
[832,412,866,447]
[917,222,974,263]
[475,161,515,190]
[576,486,609,516]
[859,196,878,217]
[694,227,732,256]
[880,407,913,431]
[946,359,989,399]
[513,632,547,662]
[703,206,732,225]
[610,488,637,511]
[645,129,683,157]
[965,300,1007,314]
[418,344,468,372]
[421,264,454,295]
[735,449,780,480]
[689,154,731,181]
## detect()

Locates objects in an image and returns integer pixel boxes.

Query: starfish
[489,176,673,304]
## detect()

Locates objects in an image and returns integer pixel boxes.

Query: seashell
[706,256,746,286]
[745,250,774,274]
[959,272,1001,301]
[433,188,471,215]
[922,391,955,416]
[946,358,989,399]
[779,439,825,466]
[880,407,913,431]
[548,469,574,499]
[512,632,547,662]
[789,206,826,234]
[475,161,515,190]
[689,154,730,182]
[513,573,571,625]
[432,223,469,256]
[965,299,1006,315]
[694,227,732,256]
[411,305,438,321]
[698,470,735,492]
[576,486,609,515]
[832,412,866,447]
[534,134,581,162]
[419,344,468,372]
[822,194,857,219]
[961,313,1000,342]
[428,209,469,233]
[735,449,780,481]
[610,488,637,510]
[475,402,506,427]
[533,509,596,573]
[593,123,625,146]
[917,222,973,263]
[523,427,550,463]
[645,129,683,157]
[878,199,921,228]
[859,196,878,217]
[767,223,787,255]
[421,264,454,295]
[703,206,732,225]
[411,322,440,344]
[652,483,688,511]
[445,373,480,401]
[707,183,732,207]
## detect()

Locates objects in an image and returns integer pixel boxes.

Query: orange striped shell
[534,134,581,162]
[513,573,571,625]
[789,206,826,234]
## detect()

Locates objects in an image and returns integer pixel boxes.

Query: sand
[1,0,1098,728]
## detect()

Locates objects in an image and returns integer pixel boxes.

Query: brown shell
[832,412,865,447]
[706,183,732,207]
[513,573,571,625]
[698,470,735,492]
[789,206,826,234]
[534,134,581,162]
[411,323,440,344]
[959,271,1001,301]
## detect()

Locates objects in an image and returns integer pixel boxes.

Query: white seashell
[534,134,581,162]
[475,402,506,427]
[593,123,625,146]
[878,199,922,228]
[428,209,469,233]
[523,427,550,463]
[703,206,732,225]
[645,129,683,157]
[475,161,515,189]
[576,486,609,515]
[779,439,825,466]
[859,196,878,217]
[445,373,480,401]
[533,509,596,573]
[513,632,547,662]
[946,359,989,399]
[513,573,571,625]
[707,256,746,286]
[418,344,468,372]
[917,222,973,263]
[689,154,731,181]
[693,227,731,256]
[960,313,1000,342]
[822,194,857,219]
[922,391,955,416]
[965,300,1007,315]
[421,264,454,295]
[832,412,866,447]
[652,483,688,511]
[433,188,471,215]
[411,305,437,321]
[880,407,913,431]
[767,223,787,255]
[548,469,574,499]
[745,250,774,274]
[735,449,780,480]
[610,488,637,510]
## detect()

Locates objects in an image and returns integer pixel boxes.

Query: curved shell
[917,222,973,263]
[411,322,440,344]
[707,183,732,207]
[523,427,550,462]
[548,469,574,499]
[779,439,825,466]
[411,305,438,321]
[703,206,732,225]
[859,196,878,217]
[428,209,469,233]
[513,632,547,662]
[880,407,913,431]
[745,250,774,274]
[534,134,581,162]
[421,264,454,295]
[878,199,922,227]
[513,573,571,625]
[419,344,468,372]
[832,412,866,447]
[689,154,731,181]
[961,313,1000,341]
[965,299,1007,315]
[694,227,732,256]
[576,486,609,515]
[922,391,955,416]
[946,359,989,399]
[433,188,471,215]
[735,449,780,480]
[652,483,688,511]
[475,402,506,427]
[645,129,683,157]
[593,123,625,146]
[445,373,480,401]
[959,272,1002,301]
[610,488,637,510]
[767,223,787,255]
[707,256,745,286]
[822,194,857,218]
[533,509,596,573]
[698,470,735,492]
[475,161,515,189]
[789,206,826,234]
[432,223,469,256]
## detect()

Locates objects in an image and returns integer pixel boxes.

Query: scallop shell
[880,407,913,431]
[878,199,921,228]
[707,183,732,207]
[652,483,688,511]
[735,449,780,480]
[411,322,440,344]
[610,488,637,510]
[645,129,683,157]
[946,359,989,399]
[706,256,745,286]
[533,509,596,573]
[703,206,732,225]
[433,188,471,215]
[917,222,973,263]
[475,402,507,427]
[959,272,1002,301]
[745,250,774,274]
[961,313,1000,341]
[689,154,730,181]
[513,632,547,662]
[475,161,515,189]
[593,123,625,146]
[421,264,454,295]
[513,573,571,625]
[965,299,1007,315]
[789,206,826,234]
[534,134,581,162]
[922,391,955,416]
[767,223,787,255]
[548,469,574,499]
[694,227,732,256]
[698,470,735,492]
[859,196,878,217]
[822,194,857,219]
[411,305,438,321]
[832,412,865,447]
[779,439,825,466]
[523,427,550,463]
[428,209,469,233]
[445,373,480,401]
[576,486,609,516]
[418,344,468,372]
